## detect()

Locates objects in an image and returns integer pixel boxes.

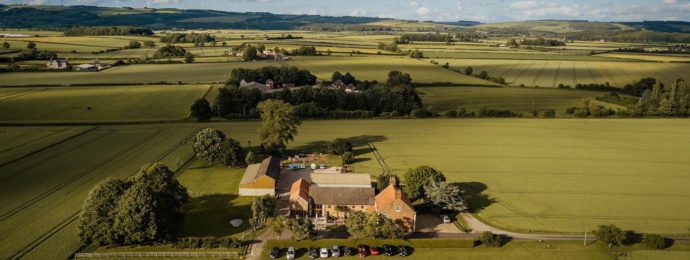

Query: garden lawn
[176,160,254,238]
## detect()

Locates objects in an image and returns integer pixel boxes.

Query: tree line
[567,29,690,43]
[159,33,216,44]
[216,70,421,119]
[395,33,453,43]
[63,26,153,36]
[228,66,317,86]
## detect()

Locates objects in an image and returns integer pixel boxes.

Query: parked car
[331,245,341,257]
[441,215,451,223]
[309,247,319,259]
[357,245,367,257]
[343,247,354,256]
[286,246,296,260]
[320,248,329,258]
[398,245,409,257]
[270,247,281,259]
[382,245,394,256]
[369,246,380,256]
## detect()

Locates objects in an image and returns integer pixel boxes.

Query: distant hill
[1,4,689,36]
[0,4,381,30]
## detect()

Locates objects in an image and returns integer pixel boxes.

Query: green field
[290,56,498,85]
[433,59,690,88]
[0,62,276,86]
[418,86,605,114]
[0,124,199,259]
[0,85,212,123]
[207,119,690,235]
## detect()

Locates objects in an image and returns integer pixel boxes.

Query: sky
[2,0,690,23]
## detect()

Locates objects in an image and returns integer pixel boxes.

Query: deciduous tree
[242,46,257,62]
[288,217,315,240]
[257,99,301,153]
[193,128,226,164]
[403,166,446,200]
[190,98,212,122]
[219,138,245,167]
[266,216,288,239]
[424,181,467,212]
[592,224,627,247]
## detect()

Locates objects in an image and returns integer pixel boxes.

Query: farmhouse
[374,177,416,232]
[287,174,416,231]
[46,58,69,69]
[238,156,281,196]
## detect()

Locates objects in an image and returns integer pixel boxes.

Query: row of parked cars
[270,244,410,259]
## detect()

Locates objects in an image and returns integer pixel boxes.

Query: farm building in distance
[238,156,281,196]
[46,58,69,69]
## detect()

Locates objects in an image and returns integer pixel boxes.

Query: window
[360,205,364,209]
[395,206,401,212]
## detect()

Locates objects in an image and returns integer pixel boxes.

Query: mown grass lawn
[176,160,254,238]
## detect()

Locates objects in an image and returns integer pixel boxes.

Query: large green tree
[592,224,627,247]
[193,128,226,164]
[424,181,467,212]
[403,166,446,200]
[345,211,368,239]
[242,46,257,62]
[78,178,129,246]
[190,98,213,122]
[78,163,188,246]
[288,217,315,240]
[251,195,276,223]
[219,138,245,167]
[257,99,301,153]
[386,70,413,87]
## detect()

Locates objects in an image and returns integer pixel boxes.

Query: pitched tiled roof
[375,182,414,212]
[310,186,375,206]
[290,178,310,202]
[239,156,280,184]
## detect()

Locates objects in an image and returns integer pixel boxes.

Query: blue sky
[2,0,690,22]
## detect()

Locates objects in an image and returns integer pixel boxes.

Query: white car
[441,215,451,223]
[320,248,329,258]
[286,246,296,260]
[331,245,341,257]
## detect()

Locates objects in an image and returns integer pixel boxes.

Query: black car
[309,247,319,259]
[343,247,354,256]
[382,244,395,256]
[270,247,280,259]
[398,245,409,257]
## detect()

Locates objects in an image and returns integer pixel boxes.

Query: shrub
[643,234,667,249]
[592,224,626,247]
[411,108,433,118]
[543,109,556,118]
[566,106,577,114]
[479,231,501,247]
[444,110,458,118]
[327,138,353,155]
[341,152,354,165]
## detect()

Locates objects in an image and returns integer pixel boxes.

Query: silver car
[331,245,341,257]
[320,248,329,258]
[286,246,296,260]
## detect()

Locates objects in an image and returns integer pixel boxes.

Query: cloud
[350,9,367,16]
[409,1,419,7]
[662,0,677,4]
[510,1,537,10]
[456,2,464,12]
[416,6,430,15]
[147,0,181,5]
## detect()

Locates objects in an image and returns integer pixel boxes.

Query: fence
[74,251,238,258]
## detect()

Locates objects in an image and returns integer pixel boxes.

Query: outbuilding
[238,156,281,196]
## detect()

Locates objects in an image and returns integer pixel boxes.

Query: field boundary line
[0,129,163,222]
[0,126,98,168]
[0,87,47,102]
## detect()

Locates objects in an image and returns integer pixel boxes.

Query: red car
[357,245,367,257]
[369,246,380,256]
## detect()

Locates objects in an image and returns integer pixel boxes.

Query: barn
[238,156,281,196]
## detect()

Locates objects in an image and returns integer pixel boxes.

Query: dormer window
[395,206,401,212]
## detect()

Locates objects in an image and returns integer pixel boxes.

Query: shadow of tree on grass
[181,194,252,237]
[456,182,496,213]
[289,135,388,156]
